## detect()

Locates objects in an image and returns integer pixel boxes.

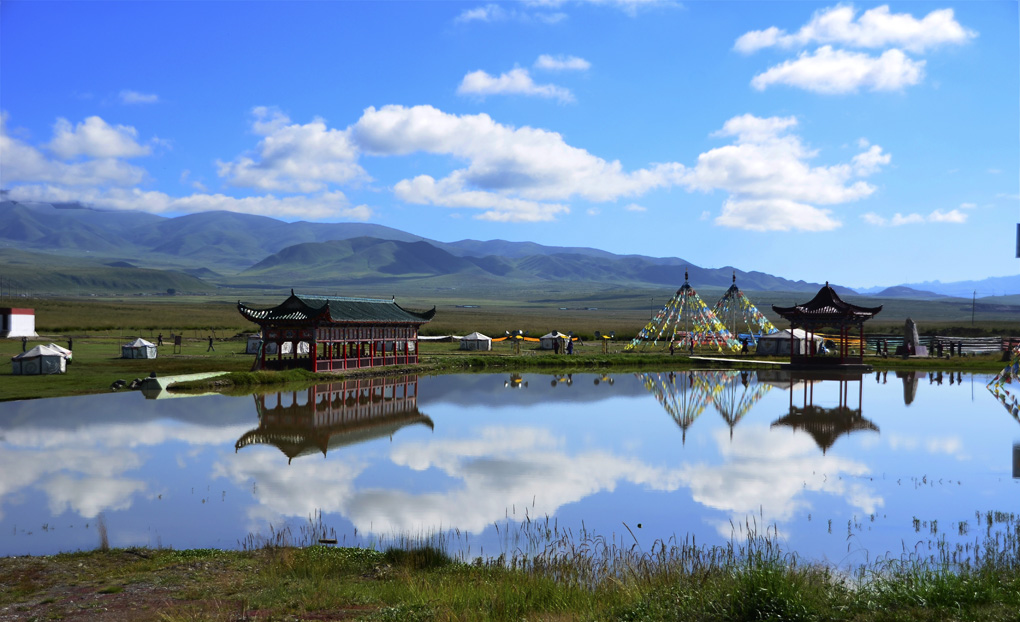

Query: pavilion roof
[238,292,435,325]
[772,283,882,323]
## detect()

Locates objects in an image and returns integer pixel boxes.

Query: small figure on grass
[207,336,215,352]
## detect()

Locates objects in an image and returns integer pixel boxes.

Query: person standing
[21,336,27,352]
[157,333,163,346]
[207,336,215,352]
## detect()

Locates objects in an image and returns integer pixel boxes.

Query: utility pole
[972,290,976,325]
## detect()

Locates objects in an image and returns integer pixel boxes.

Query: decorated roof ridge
[299,294,400,304]
[238,291,435,324]
[772,282,883,318]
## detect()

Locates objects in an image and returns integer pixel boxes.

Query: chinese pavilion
[772,283,882,369]
[238,292,435,372]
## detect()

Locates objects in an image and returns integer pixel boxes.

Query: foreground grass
[3,515,1018,622]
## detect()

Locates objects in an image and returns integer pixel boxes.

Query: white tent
[122,337,158,359]
[12,345,66,375]
[246,334,262,354]
[540,331,570,350]
[755,329,821,356]
[459,332,492,351]
[46,343,72,363]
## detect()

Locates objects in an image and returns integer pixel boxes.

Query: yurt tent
[540,331,570,350]
[246,334,262,354]
[755,329,820,356]
[122,337,158,359]
[12,345,66,375]
[46,343,72,363]
[459,332,492,351]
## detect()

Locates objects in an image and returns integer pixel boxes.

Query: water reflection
[236,375,430,463]
[0,368,1016,560]
[770,372,878,455]
[638,371,714,443]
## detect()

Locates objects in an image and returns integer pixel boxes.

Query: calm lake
[2,370,1018,567]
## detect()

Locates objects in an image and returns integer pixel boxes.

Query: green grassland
[0,294,1015,401]
[2,513,1019,621]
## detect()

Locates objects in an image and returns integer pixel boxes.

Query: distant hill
[0,199,1013,299]
[872,286,948,300]
[0,248,215,295]
[897,275,1020,298]
[239,236,842,293]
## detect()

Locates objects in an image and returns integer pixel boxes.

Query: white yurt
[122,337,158,359]
[459,332,492,351]
[755,329,821,356]
[46,343,73,363]
[12,345,67,375]
[246,334,262,354]
[540,331,569,350]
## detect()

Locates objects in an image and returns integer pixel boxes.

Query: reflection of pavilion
[236,375,431,463]
[770,371,878,454]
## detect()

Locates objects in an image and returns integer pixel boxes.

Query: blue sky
[1,1,1017,289]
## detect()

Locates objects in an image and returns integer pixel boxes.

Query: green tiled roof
[238,293,435,324]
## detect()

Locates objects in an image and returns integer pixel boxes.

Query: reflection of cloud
[679,426,881,536]
[886,433,967,459]
[41,474,146,519]
[0,420,249,522]
[214,426,683,535]
[0,447,144,521]
[371,427,682,533]
[212,450,364,530]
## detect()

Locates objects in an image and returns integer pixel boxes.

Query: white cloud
[960,202,977,209]
[735,4,976,54]
[457,68,575,102]
[624,203,647,212]
[352,104,684,222]
[119,90,159,105]
[455,3,567,24]
[218,107,366,193]
[715,198,840,232]
[7,185,372,221]
[892,213,926,225]
[852,144,892,175]
[457,0,669,22]
[751,46,925,94]
[455,3,509,22]
[862,208,968,226]
[534,54,591,71]
[680,114,887,231]
[394,175,569,222]
[0,114,148,187]
[48,116,151,159]
[928,208,967,223]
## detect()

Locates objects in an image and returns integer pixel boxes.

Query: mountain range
[1,200,1016,299]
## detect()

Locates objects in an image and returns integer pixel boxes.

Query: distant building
[0,308,38,338]
[238,291,435,372]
